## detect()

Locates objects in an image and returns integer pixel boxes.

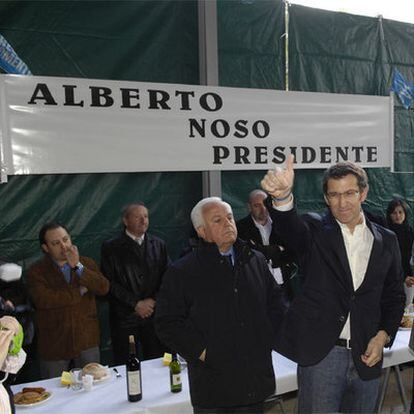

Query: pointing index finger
[286,154,295,172]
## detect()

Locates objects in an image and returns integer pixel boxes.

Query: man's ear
[323,194,330,206]
[360,185,369,203]
[196,226,206,240]
[41,243,49,254]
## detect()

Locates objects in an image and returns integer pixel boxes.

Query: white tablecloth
[11,330,414,414]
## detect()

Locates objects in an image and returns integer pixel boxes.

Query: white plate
[93,370,111,384]
[399,326,412,331]
[15,391,53,408]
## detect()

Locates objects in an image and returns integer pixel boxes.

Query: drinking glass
[70,368,83,391]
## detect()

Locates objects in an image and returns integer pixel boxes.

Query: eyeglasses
[326,189,360,201]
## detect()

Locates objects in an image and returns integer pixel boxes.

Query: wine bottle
[126,335,142,402]
[169,353,182,393]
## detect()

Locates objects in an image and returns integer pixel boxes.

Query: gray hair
[190,197,232,230]
[248,189,267,203]
[122,202,147,219]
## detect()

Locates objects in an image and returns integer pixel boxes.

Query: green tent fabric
[0,0,202,376]
[1,0,414,380]
[220,2,414,219]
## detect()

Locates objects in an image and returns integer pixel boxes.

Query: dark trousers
[39,346,100,379]
[193,402,264,414]
[111,319,166,365]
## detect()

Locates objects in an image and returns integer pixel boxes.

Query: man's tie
[225,255,234,269]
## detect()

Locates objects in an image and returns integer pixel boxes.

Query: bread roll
[82,362,108,380]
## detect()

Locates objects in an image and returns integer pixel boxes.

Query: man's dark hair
[322,162,368,195]
[122,202,147,219]
[38,221,69,245]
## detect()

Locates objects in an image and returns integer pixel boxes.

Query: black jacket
[236,214,296,296]
[155,239,287,408]
[388,222,414,277]
[101,232,169,327]
[271,207,405,380]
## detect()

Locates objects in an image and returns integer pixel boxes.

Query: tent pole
[198,0,221,198]
[284,0,290,91]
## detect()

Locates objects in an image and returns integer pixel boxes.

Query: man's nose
[338,195,347,207]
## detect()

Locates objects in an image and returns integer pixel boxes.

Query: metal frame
[198,0,221,197]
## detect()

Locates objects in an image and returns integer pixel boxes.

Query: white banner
[0,75,393,176]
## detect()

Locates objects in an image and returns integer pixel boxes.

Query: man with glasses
[261,157,405,413]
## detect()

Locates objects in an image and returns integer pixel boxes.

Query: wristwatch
[71,262,83,271]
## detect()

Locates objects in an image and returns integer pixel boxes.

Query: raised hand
[65,245,80,268]
[261,154,295,199]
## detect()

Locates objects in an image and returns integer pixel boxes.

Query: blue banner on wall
[391,69,414,110]
[0,34,31,75]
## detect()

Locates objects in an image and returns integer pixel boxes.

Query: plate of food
[399,314,413,330]
[82,362,111,384]
[14,387,52,407]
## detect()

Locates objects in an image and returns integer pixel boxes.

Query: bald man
[237,189,296,301]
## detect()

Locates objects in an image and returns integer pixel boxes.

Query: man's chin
[226,235,237,244]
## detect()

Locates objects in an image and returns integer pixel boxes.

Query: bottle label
[172,374,181,386]
[128,371,141,395]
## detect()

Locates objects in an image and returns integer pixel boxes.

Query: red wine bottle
[126,335,142,402]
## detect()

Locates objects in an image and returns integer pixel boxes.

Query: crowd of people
[1,159,413,414]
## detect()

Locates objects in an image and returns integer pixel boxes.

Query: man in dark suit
[101,203,170,364]
[236,189,296,301]
[261,156,405,413]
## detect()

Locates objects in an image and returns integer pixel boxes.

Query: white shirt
[126,230,145,245]
[252,215,284,285]
[338,215,373,339]
[273,197,374,339]
[252,215,272,246]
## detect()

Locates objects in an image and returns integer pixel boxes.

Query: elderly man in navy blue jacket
[261,155,405,413]
[155,197,286,414]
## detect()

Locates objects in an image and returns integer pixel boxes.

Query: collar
[125,230,145,244]
[197,239,252,263]
[251,214,272,228]
[336,211,367,236]
[49,256,68,269]
[219,246,235,257]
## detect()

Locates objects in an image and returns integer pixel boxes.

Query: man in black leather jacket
[101,202,170,363]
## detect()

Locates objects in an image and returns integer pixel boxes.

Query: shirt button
[240,322,245,327]
[234,288,238,293]
[339,315,346,322]
[350,295,355,301]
